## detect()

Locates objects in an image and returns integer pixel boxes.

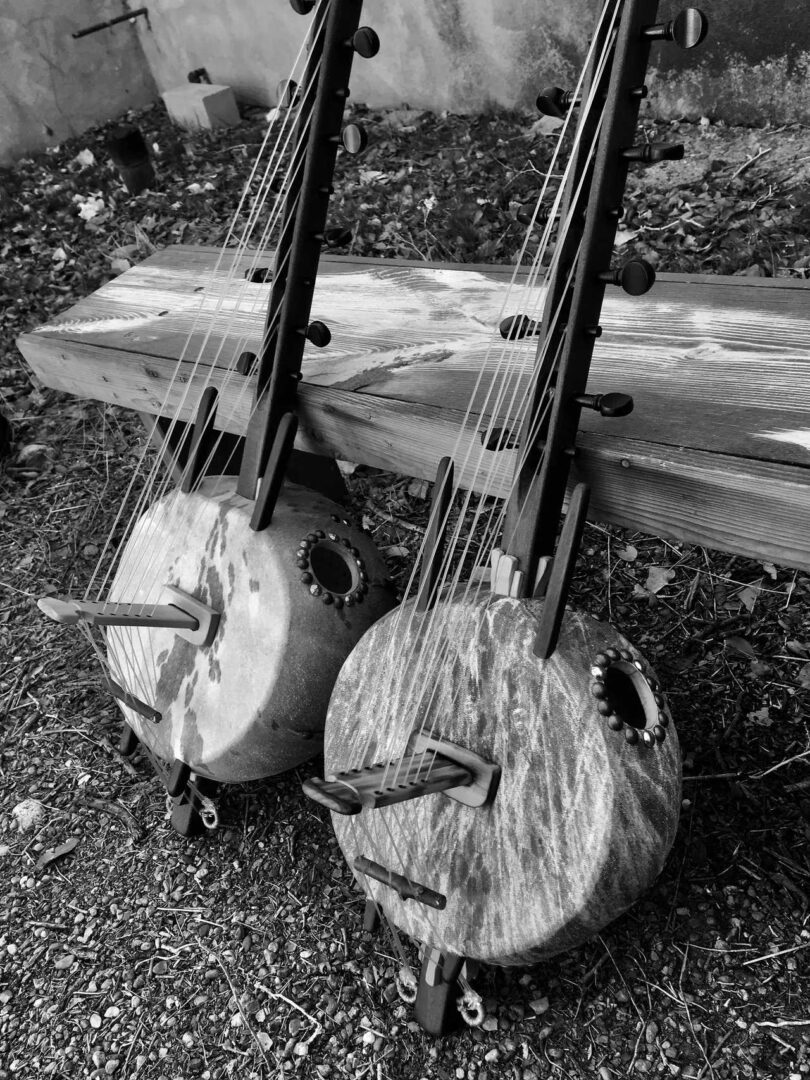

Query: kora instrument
[306,0,708,1034]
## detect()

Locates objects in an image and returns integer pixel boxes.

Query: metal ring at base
[396,967,418,1004]
[458,990,484,1027]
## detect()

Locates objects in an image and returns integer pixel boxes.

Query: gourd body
[107,477,394,781]
[325,587,680,966]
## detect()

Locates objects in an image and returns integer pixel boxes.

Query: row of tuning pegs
[537,6,707,122]
[499,257,656,342]
[289,0,380,57]
[234,314,334,376]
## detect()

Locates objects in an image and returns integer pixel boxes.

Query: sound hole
[603,662,656,730]
[309,542,356,596]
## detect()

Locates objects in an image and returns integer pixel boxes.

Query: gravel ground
[1,101,809,1079]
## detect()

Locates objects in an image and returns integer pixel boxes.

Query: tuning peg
[290,0,315,13]
[536,86,580,119]
[245,266,272,283]
[599,259,656,296]
[276,79,299,109]
[303,321,331,348]
[321,226,353,247]
[236,351,257,375]
[340,123,367,155]
[574,392,634,418]
[481,426,518,451]
[642,8,708,49]
[622,142,684,164]
[351,27,380,58]
[499,314,541,340]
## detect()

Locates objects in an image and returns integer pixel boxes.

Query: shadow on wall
[0,0,157,165]
[652,53,810,124]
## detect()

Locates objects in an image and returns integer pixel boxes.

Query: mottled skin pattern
[326,588,681,966]
[106,478,394,782]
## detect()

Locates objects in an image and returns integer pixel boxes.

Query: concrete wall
[0,1,157,165]
[136,0,810,124]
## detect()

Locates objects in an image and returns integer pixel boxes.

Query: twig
[255,980,324,1041]
[368,507,426,535]
[73,794,145,840]
[731,146,773,180]
[205,951,275,1070]
[752,747,810,780]
[742,942,810,966]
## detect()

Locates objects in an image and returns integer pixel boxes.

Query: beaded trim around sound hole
[296,527,369,608]
[590,648,670,747]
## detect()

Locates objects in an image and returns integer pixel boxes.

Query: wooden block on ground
[162,84,240,130]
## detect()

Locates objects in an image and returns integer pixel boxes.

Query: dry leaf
[724,635,757,659]
[616,544,638,562]
[35,836,79,870]
[748,706,772,726]
[646,565,675,594]
[737,578,764,612]
[798,663,810,689]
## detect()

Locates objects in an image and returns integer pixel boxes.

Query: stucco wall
[0,1,157,166]
[135,0,810,124]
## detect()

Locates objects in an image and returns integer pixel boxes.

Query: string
[375,4,617,797]
[337,0,621,954]
[84,4,330,713]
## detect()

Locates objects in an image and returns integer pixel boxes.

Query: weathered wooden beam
[17,246,810,570]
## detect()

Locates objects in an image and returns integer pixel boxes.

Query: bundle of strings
[76,3,333,696]
[337,0,621,972]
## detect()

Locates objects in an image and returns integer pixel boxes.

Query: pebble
[89,1014,102,1029]
[529,996,550,1015]
[11,799,45,832]
[54,955,74,970]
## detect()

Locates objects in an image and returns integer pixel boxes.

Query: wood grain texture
[106,478,394,782]
[17,247,810,567]
[324,588,681,966]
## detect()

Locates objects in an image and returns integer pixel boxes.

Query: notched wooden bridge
[17,245,810,571]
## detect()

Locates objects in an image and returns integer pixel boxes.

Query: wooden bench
[17,245,810,571]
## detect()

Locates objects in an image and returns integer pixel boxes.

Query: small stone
[104,1006,120,1019]
[54,955,74,971]
[293,1043,309,1058]
[15,444,51,470]
[529,996,550,1015]
[481,1016,498,1032]
[152,960,168,975]
[484,1049,499,1063]
[104,1061,119,1075]
[6,944,17,957]
[11,799,45,832]
[646,1021,659,1043]
[89,1013,102,1029]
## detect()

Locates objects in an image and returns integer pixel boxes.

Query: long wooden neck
[501,0,660,593]
[237,0,365,500]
